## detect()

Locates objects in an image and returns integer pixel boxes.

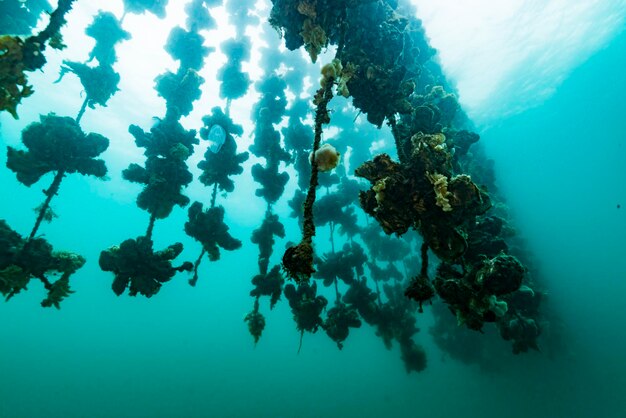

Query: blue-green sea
[1,1,625,417]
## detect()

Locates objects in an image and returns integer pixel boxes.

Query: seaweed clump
[244,299,266,345]
[269,0,376,63]
[355,134,490,261]
[184,202,242,286]
[323,300,361,349]
[243,65,290,342]
[269,0,544,360]
[197,107,249,195]
[0,220,83,308]
[7,114,108,188]
[183,5,250,288]
[99,237,192,297]
[6,114,109,242]
[284,281,328,351]
[186,107,249,280]
[218,37,252,105]
[0,0,76,118]
[100,2,218,296]
[56,11,131,122]
[2,114,109,307]
[122,0,169,18]
[0,0,52,35]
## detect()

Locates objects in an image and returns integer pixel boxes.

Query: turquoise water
[1,2,626,418]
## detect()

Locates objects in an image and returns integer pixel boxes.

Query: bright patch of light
[412,0,626,123]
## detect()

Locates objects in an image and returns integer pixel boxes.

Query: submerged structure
[1,0,552,372]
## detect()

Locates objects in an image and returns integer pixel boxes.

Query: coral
[244,299,266,344]
[6,114,109,186]
[164,27,213,71]
[0,0,52,35]
[129,119,197,159]
[399,339,427,373]
[314,193,359,236]
[336,62,355,98]
[487,295,508,318]
[367,261,403,283]
[499,313,540,354]
[226,0,259,35]
[57,62,121,109]
[284,281,328,335]
[447,129,480,158]
[405,274,435,313]
[320,59,342,87]
[155,69,205,119]
[251,212,285,275]
[249,76,291,204]
[319,59,353,98]
[355,153,418,236]
[124,157,193,219]
[314,242,366,287]
[340,3,417,127]
[185,0,218,31]
[356,147,489,261]
[124,120,197,219]
[463,215,510,263]
[251,163,291,204]
[296,0,316,18]
[477,252,525,296]
[0,220,84,307]
[0,0,77,118]
[427,172,452,212]
[267,0,550,362]
[84,11,131,66]
[323,301,362,349]
[0,36,34,118]
[300,18,327,63]
[269,0,375,60]
[434,253,525,331]
[250,265,284,309]
[40,275,74,309]
[217,38,252,100]
[185,202,242,262]
[343,277,380,325]
[99,237,192,297]
[422,85,459,127]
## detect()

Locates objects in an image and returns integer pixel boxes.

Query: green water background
[1,9,625,418]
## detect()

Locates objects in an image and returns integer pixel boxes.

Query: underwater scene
[1,0,625,417]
